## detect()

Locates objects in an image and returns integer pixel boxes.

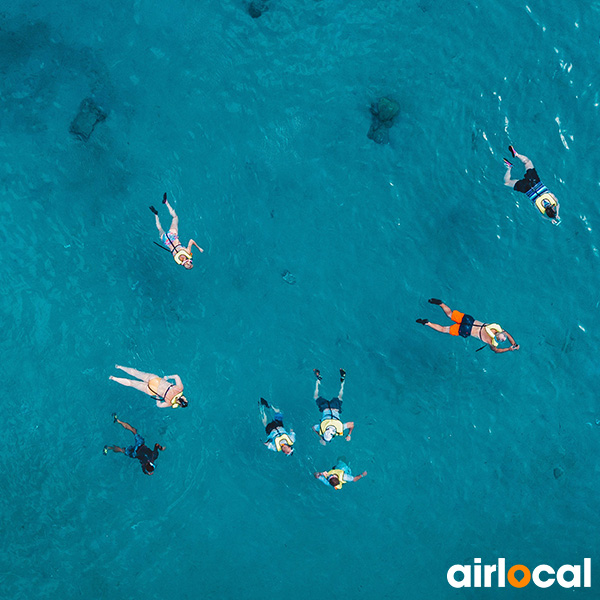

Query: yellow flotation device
[274,430,294,452]
[173,248,192,265]
[170,392,183,408]
[327,468,347,490]
[319,418,345,437]
[484,323,504,347]
[534,193,557,217]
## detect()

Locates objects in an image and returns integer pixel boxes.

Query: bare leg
[338,379,345,400]
[109,376,152,395]
[314,379,321,400]
[259,404,267,427]
[513,150,534,171]
[425,322,452,335]
[106,445,125,454]
[154,214,165,237]
[437,302,453,318]
[115,417,137,435]
[114,365,156,382]
[164,200,179,233]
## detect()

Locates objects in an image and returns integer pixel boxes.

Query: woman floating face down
[109,365,188,408]
[150,193,204,269]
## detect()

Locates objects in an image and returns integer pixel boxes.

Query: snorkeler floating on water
[103,414,165,476]
[109,365,188,408]
[312,368,355,445]
[503,146,560,224]
[416,298,519,353]
[150,193,204,269]
[259,398,295,455]
[314,459,367,490]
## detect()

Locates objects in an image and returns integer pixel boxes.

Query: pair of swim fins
[314,368,345,382]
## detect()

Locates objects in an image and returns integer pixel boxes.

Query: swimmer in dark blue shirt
[103,414,165,475]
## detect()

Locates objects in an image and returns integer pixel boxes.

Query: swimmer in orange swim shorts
[416,298,519,353]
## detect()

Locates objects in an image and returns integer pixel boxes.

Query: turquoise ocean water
[2,0,600,598]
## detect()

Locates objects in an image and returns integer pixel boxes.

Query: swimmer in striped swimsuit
[504,146,560,224]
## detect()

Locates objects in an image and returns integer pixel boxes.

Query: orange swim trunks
[449,310,475,338]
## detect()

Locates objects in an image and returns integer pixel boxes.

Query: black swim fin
[313,369,322,381]
[149,205,158,215]
[508,145,516,157]
[112,412,118,423]
[416,318,429,325]
[428,298,442,305]
[163,192,168,204]
[339,368,346,382]
[103,446,108,455]
[259,397,270,408]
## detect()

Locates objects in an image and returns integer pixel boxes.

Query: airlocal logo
[447,558,591,589]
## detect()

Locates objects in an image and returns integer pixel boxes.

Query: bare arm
[165,375,183,387]
[344,422,355,441]
[156,400,171,408]
[353,471,367,482]
[490,333,519,353]
[187,239,204,253]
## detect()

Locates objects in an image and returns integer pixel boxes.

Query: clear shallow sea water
[2,0,600,598]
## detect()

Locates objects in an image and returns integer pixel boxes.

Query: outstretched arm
[352,471,367,482]
[188,239,204,253]
[491,333,519,353]
[344,422,355,441]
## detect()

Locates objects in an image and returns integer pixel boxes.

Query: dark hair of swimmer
[142,461,155,475]
[178,396,188,408]
[546,205,557,219]
[328,475,340,488]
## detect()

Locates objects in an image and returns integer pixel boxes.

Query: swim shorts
[265,416,284,434]
[125,433,145,458]
[514,168,540,194]
[449,310,475,338]
[161,231,179,248]
[316,397,343,413]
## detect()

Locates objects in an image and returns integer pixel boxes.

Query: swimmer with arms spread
[503,146,560,224]
[416,298,519,353]
[150,193,204,269]
[103,414,165,476]
[312,368,354,445]
[313,459,367,490]
[109,365,188,408]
